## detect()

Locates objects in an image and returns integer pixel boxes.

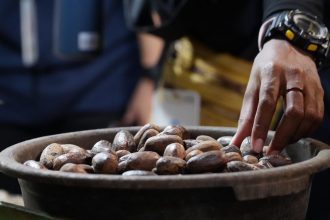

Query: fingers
[251,73,280,153]
[231,76,259,147]
[268,89,304,154]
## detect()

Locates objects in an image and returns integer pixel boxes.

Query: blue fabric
[0,0,142,125]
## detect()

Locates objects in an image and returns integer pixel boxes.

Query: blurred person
[0,1,163,194]
[124,0,330,219]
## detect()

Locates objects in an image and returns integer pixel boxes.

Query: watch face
[293,14,327,39]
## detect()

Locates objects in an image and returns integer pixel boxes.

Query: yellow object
[285,29,295,40]
[307,43,318,52]
[161,37,282,128]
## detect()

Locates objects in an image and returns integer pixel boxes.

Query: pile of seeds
[24,124,292,175]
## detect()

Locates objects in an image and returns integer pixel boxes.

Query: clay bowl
[0,126,330,220]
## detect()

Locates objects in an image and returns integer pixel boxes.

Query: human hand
[122,77,154,126]
[230,39,324,154]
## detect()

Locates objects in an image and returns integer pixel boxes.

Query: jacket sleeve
[263,0,324,21]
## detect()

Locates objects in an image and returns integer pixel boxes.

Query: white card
[151,88,200,126]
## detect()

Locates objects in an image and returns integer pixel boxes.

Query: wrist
[258,10,330,67]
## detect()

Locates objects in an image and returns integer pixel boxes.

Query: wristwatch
[260,9,330,67]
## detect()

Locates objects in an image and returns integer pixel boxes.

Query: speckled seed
[91,140,114,155]
[144,135,183,155]
[39,143,64,169]
[222,144,241,154]
[61,144,86,154]
[226,161,260,172]
[24,160,47,169]
[137,128,159,151]
[258,159,273,168]
[92,152,118,174]
[187,150,227,173]
[118,151,160,172]
[240,137,261,158]
[119,153,131,163]
[185,149,203,161]
[122,170,157,176]
[243,155,259,164]
[196,135,216,141]
[112,130,136,152]
[53,151,89,170]
[116,150,131,159]
[134,123,161,145]
[217,136,233,147]
[155,156,186,175]
[259,154,292,167]
[163,143,186,159]
[160,125,190,139]
[60,163,94,173]
[225,152,242,162]
[186,140,222,154]
[183,139,202,149]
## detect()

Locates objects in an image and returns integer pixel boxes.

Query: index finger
[230,79,259,147]
[251,75,280,153]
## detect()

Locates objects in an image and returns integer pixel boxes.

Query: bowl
[0,126,330,220]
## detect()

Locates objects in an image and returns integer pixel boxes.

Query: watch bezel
[286,10,329,42]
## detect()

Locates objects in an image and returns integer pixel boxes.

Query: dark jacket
[0,0,142,125]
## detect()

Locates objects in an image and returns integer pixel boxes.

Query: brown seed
[92,152,118,174]
[163,143,186,159]
[257,159,273,168]
[137,128,159,151]
[60,163,94,174]
[225,152,242,162]
[196,135,216,141]
[112,130,136,152]
[61,144,85,154]
[243,155,259,164]
[91,140,114,155]
[119,153,131,163]
[183,139,201,149]
[222,144,241,154]
[186,140,222,155]
[226,161,260,172]
[217,136,233,147]
[53,151,89,170]
[116,150,131,159]
[134,123,161,145]
[186,150,227,173]
[40,143,64,169]
[185,149,203,161]
[122,170,157,176]
[259,154,292,167]
[118,151,160,172]
[160,125,189,139]
[155,156,186,175]
[240,137,261,158]
[144,135,183,155]
[24,160,47,169]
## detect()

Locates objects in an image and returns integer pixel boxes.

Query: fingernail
[253,138,264,153]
